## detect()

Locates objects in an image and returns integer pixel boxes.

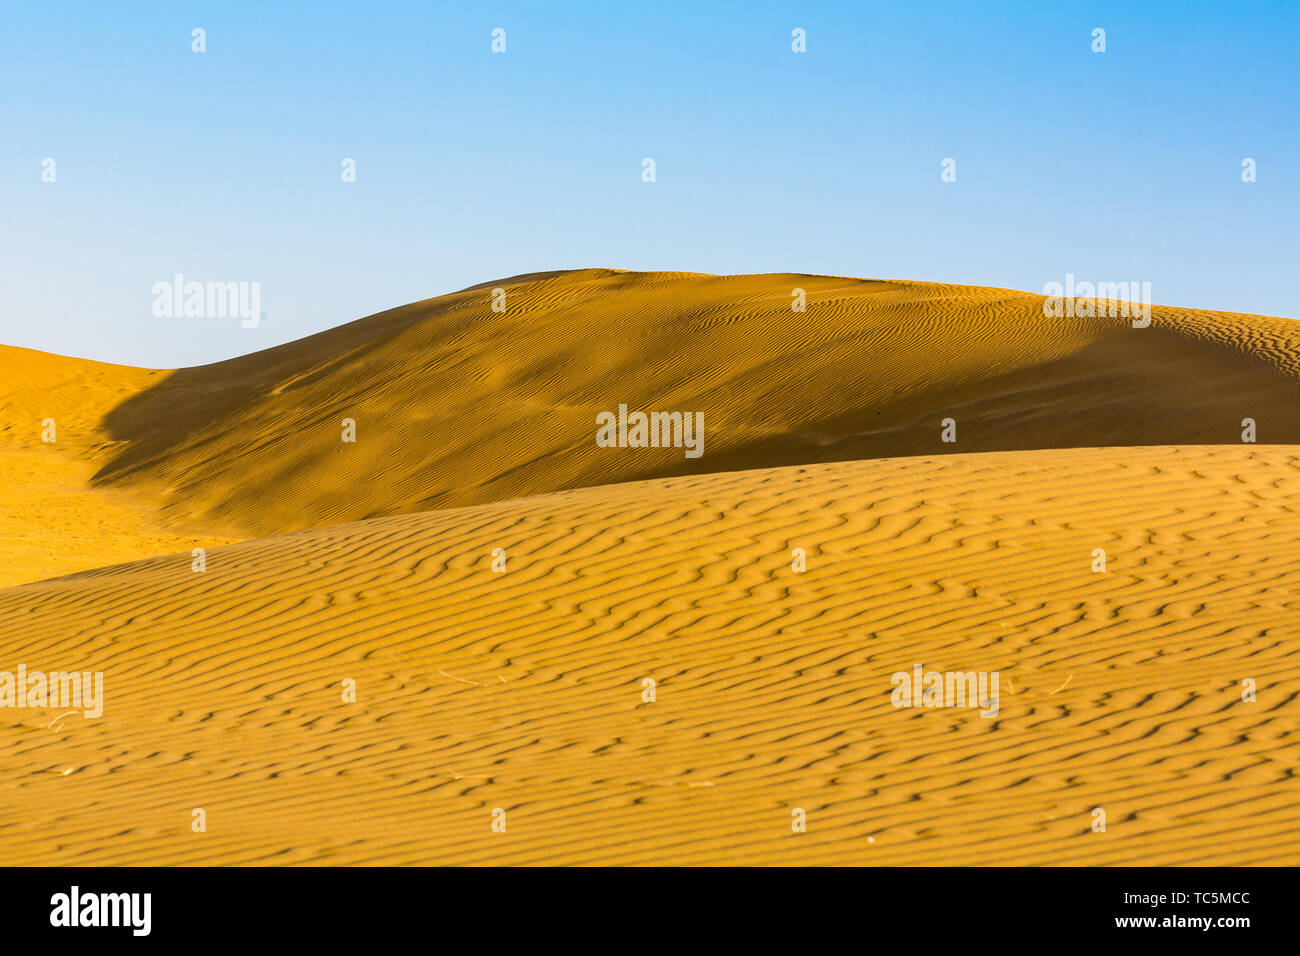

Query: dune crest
[4,269,1296,545]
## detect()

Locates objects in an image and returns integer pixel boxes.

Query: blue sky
[2,0,1296,367]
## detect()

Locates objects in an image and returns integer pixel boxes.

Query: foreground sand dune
[8,269,1296,542]
[2,445,1297,865]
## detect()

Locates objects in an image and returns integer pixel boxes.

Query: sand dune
[2,269,1298,866]
[0,347,234,587]
[1,445,1297,865]
[11,269,1295,541]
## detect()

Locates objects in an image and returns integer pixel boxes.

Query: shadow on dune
[632,324,1300,484]
[89,296,1300,538]
[92,300,431,485]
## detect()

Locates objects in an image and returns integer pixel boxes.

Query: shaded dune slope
[1,446,1297,865]
[75,269,1300,538]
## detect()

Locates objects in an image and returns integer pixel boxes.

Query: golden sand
[0,347,234,586]
[0,271,1297,865]
[23,269,1300,539]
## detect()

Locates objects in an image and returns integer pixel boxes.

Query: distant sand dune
[2,270,1294,545]
[2,446,1297,865]
[0,347,234,586]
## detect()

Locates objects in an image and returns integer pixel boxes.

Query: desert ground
[1,269,1297,864]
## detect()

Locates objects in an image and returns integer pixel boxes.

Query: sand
[65,270,1300,537]
[0,347,234,587]
[0,270,1297,865]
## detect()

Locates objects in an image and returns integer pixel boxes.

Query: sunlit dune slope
[68,269,1300,537]
[1,445,1296,865]
[0,345,158,451]
[0,348,235,586]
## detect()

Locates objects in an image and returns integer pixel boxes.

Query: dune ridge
[4,270,1297,547]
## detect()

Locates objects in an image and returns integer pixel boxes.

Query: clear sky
[2,0,1296,368]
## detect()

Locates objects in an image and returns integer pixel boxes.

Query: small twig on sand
[1049,674,1073,695]
[437,669,485,686]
